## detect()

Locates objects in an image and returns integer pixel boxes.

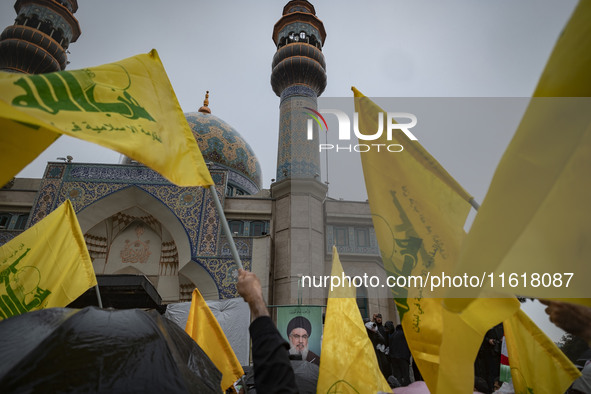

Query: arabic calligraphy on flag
[0,50,214,187]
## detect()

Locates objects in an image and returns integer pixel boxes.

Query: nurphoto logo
[304,107,418,152]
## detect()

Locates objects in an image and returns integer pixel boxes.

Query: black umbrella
[0,307,222,393]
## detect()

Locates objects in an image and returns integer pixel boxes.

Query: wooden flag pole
[208,185,244,270]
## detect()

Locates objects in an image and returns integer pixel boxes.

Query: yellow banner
[449,1,591,302]
[0,200,96,320]
[438,297,519,393]
[353,88,522,392]
[0,50,213,187]
[354,87,469,391]
[504,309,580,394]
[185,288,244,391]
[317,246,390,393]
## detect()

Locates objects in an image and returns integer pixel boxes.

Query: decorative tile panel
[28,163,256,297]
[194,258,252,299]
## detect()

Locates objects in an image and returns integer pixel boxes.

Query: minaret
[270,1,328,305]
[0,0,81,73]
[271,0,327,181]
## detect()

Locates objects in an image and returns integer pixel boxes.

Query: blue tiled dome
[185,112,262,189]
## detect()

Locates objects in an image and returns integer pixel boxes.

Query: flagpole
[95,284,103,308]
[208,185,244,270]
[469,197,480,211]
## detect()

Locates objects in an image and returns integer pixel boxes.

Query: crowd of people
[364,313,413,388]
[235,269,591,393]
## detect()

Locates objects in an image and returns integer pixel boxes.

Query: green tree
[558,333,589,365]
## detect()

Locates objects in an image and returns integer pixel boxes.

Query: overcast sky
[1,0,579,341]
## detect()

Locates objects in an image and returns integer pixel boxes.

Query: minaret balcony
[0,24,68,73]
[271,42,327,96]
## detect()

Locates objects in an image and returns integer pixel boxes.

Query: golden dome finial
[198,90,211,114]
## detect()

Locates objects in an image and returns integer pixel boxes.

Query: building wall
[0,178,41,244]
[325,199,399,323]
[1,167,398,322]
[8,162,265,302]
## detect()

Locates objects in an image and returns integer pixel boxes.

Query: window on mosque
[250,221,266,236]
[309,35,321,49]
[37,21,53,37]
[51,28,65,45]
[0,213,28,230]
[13,214,29,230]
[226,185,248,197]
[355,228,370,247]
[300,32,306,40]
[229,220,245,236]
[0,214,10,229]
[334,227,348,246]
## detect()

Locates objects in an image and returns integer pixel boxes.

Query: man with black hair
[286,316,320,365]
[373,313,387,340]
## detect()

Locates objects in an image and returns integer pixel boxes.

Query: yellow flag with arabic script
[503,309,580,394]
[353,87,471,391]
[0,200,97,320]
[185,288,244,392]
[316,246,390,393]
[440,2,590,392]
[441,3,591,386]
[353,87,521,393]
[447,1,591,303]
[0,50,214,188]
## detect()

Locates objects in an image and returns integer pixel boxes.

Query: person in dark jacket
[475,323,503,392]
[384,320,395,340]
[389,324,411,386]
[365,320,390,380]
[373,313,387,340]
[237,269,298,394]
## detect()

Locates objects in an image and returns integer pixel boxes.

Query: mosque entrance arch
[76,186,218,302]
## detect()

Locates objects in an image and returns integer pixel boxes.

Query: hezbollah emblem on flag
[0,200,97,321]
[372,190,423,321]
[0,50,214,187]
[0,246,51,319]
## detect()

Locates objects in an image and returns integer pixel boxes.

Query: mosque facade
[0,0,396,321]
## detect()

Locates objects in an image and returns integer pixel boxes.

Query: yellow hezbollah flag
[449,1,591,302]
[0,200,96,320]
[317,246,390,393]
[0,50,214,188]
[440,3,591,390]
[353,87,521,392]
[438,297,520,393]
[185,288,244,392]
[353,87,470,391]
[503,309,580,394]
